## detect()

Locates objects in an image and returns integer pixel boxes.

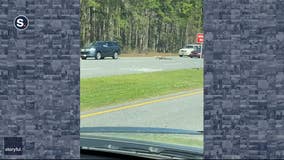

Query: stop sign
[196,33,204,43]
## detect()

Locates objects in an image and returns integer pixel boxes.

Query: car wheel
[113,52,119,59]
[81,57,87,60]
[95,52,102,60]
[179,55,183,57]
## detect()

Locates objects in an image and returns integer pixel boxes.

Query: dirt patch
[120,52,177,57]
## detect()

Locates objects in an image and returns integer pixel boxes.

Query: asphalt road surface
[81,89,203,131]
[81,57,203,78]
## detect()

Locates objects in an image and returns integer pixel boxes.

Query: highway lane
[80,57,203,78]
[80,90,203,131]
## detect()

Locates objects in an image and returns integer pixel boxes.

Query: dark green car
[81,41,121,60]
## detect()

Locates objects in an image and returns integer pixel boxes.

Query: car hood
[80,127,203,149]
[81,127,202,135]
[81,127,203,159]
[81,48,91,52]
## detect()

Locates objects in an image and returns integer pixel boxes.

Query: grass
[80,69,203,112]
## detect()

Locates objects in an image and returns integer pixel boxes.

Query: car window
[185,45,194,48]
[194,46,200,50]
[107,42,113,46]
[113,42,118,46]
[80,0,203,158]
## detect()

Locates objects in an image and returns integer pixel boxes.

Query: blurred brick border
[0,0,80,158]
[204,0,284,159]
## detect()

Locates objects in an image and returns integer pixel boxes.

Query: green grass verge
[81,69,203,112]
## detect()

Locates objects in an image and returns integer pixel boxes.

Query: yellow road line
[81,90,203,119]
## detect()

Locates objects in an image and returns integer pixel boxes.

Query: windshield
[84,43,94,48]
[185,45,194,48]
[80,0,203,158]
[84,42,104,48]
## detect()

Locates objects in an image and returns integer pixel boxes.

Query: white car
[178,44,201,57]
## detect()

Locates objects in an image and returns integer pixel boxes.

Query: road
[81,57,203,78]
[81,90,203,131]
[80,56,203,131]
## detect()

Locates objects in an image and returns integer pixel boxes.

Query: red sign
[196,33,204,43]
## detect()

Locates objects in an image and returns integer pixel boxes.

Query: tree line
[80,0,203,53]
